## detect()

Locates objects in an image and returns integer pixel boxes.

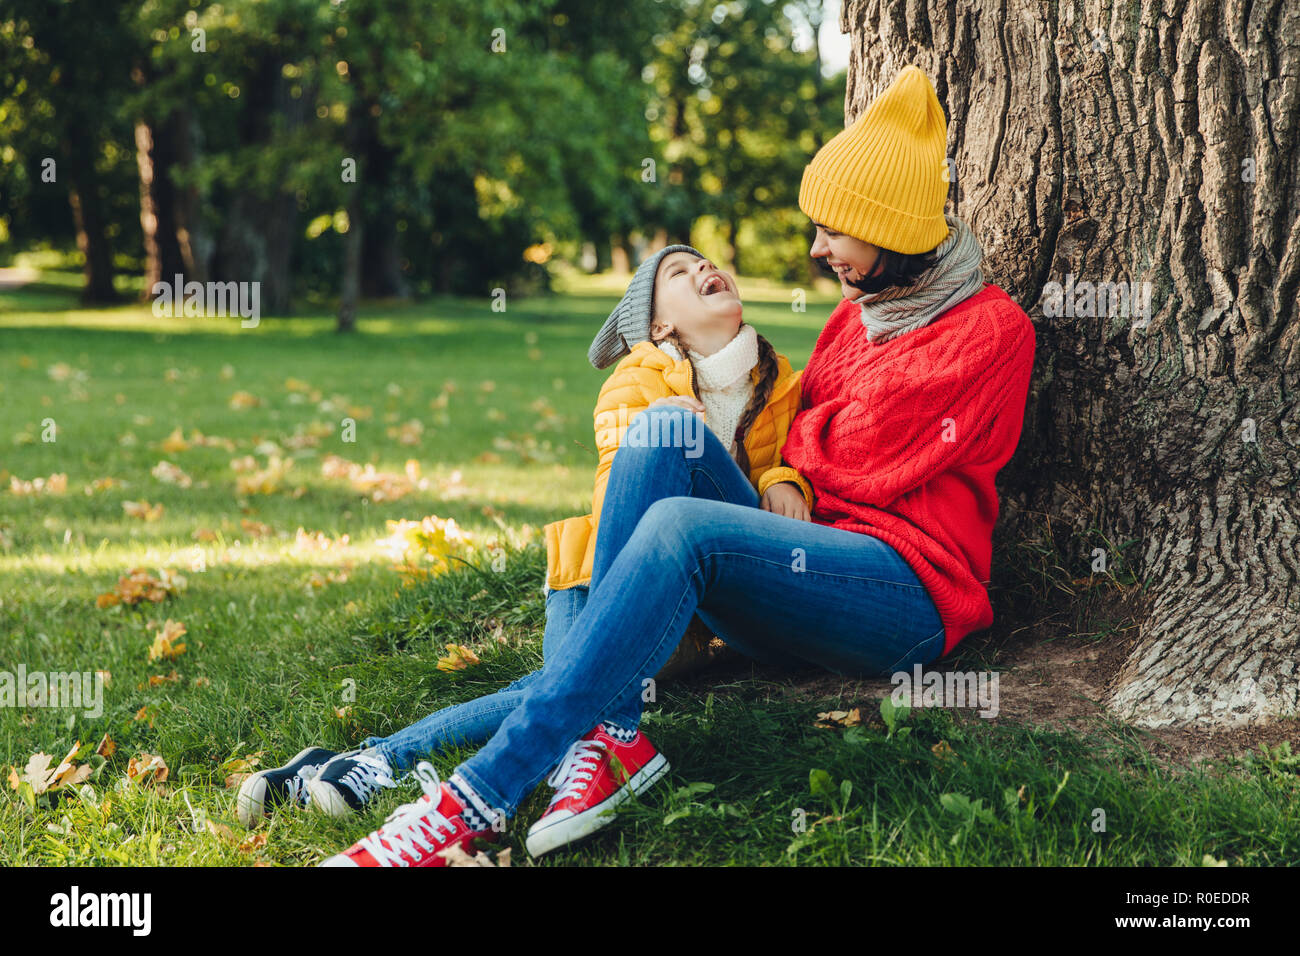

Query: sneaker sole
[525,753,670,857]
[236,745,326,827]
[304,775,357,818]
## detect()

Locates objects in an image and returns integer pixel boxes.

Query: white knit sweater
[656,323,758,458]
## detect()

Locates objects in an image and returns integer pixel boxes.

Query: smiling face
[647,251,743,357]
[809,222,884,297]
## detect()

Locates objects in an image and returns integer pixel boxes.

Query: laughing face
[648,251,743,357]
[809,222,884,298]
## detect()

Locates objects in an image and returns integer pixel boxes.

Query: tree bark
[171,107,210,285]
[338,198,363,334]
[135,117,189,297]
[63,129,118,304]
[843,0,1300,728]
[728,218,742,276]
[209,62,307,314]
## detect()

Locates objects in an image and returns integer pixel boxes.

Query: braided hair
[664,327,782,480]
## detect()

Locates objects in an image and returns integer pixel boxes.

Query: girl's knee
[636,496,721,553]
[616,405,701,462]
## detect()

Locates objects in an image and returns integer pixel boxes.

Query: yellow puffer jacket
[544,340,812,591]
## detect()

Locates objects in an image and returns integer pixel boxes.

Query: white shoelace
[338,753,396,804]
[545,738,607,806]
[356,762,457,867]
[287,765,320,806]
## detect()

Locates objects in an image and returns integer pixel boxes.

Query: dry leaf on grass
[206,819,237,842]
[378,515,475,579]
[236,457,292,496]
[436,844,510,867]
[9,473,68,496]
[151,460,192,487]
[122,500,165,521]
[221,754,263,775]
[814,708,862,729]
[293,527,350,553]
[320,455,429,503]
[306,569,349,590]
[437,644,481,673]
[147,619,187,662]
[7,752,54,794]
[96,567,187,608]
[240,518,274,538]
[125,753,169,787]
[8,743,93,796]
[159,427,190,454]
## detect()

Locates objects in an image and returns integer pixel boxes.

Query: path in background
[0,266,39,290]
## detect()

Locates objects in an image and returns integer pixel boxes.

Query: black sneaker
[236,746,336,827]
[307,749,397,817]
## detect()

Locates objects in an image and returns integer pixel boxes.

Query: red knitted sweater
[781,284,1035,656]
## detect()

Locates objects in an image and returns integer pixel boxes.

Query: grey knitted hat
[587,244,703,369]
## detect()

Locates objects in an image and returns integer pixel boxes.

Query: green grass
[1,271,1296,866]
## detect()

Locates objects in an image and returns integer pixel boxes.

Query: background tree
[1,1,846,311]
[1,0,140,302]
[841,0,1299,727]
[644,0,843,278]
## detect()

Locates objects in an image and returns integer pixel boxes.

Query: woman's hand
[761,481,810,521]
[648,395,705,415]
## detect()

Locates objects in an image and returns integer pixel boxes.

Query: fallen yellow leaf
[125,753,169,787]
[437,643,481,673]
[147,619,188,662]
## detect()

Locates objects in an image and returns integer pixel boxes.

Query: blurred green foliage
[0,0,844,306]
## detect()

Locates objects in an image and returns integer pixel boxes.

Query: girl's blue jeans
[368,406,946,816]
[360,584,617,770]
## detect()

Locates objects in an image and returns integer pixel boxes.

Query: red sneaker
[320,762,500,867]
[525,723,669,858]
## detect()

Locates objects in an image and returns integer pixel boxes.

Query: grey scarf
[852,215,985,344]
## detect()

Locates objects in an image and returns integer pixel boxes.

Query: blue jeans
[361,585,640,772]
[453,405,946,817]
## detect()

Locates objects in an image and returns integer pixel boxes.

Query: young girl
[236,245,812,829]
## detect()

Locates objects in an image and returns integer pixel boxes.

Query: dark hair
[664,328,781,480]
[815,245,938,295]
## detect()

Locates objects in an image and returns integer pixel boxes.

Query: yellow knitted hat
[799,65,949,254]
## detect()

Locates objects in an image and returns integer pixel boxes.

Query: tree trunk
[338,201,363,334]
[135,117,189,297]
[728,218,741,276]
[843,0,1300,728]
[357,133,410,300]
[209,62,307,315]
[63,130,118,304]
[362,217,410,299]
[171,107,210,285]
[592,236,613,273]
[613,234,635,273]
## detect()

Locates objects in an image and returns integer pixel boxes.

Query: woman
[320,64,1036,866]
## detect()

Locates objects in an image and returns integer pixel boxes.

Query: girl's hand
[761,482,810,521]
[648,395,705,414]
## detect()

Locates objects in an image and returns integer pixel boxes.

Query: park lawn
[1,272,1296,866]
